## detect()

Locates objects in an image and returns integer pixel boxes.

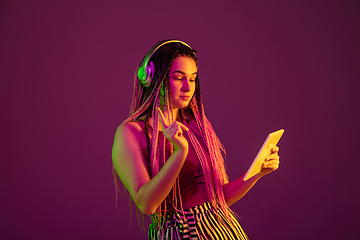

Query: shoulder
[115,121,146,143]
[116,121,145,133]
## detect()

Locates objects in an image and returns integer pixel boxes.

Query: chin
[176,102,189,109]
[180,104,191,109]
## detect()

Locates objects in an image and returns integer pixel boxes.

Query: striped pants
[148,202,248,240]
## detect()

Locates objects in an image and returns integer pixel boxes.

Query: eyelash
[175,78,196,82]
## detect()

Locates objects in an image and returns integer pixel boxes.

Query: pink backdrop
[1,0,360,239]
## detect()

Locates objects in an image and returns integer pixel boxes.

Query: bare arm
[224,146,280,206]
[112,109,189,215]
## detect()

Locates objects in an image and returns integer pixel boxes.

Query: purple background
[1,0,360,239]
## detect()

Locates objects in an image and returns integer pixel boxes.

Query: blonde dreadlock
[113,41,240,230]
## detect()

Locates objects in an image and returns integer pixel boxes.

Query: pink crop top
[146,122,210,210]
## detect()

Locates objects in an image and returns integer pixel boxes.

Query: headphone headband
[138,40,193,87]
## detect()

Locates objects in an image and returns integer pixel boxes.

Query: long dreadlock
[113,42,240,230]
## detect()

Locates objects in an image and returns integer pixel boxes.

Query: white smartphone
[243,129,284,181]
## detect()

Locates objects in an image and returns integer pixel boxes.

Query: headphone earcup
[143,61,154,87]
[137,66,146,81]
[139,40,192,87]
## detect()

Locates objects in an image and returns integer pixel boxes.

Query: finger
[262,162,279,170]
[177,122,189,132]
[166,121,178,134]
[266,164,279,170]
[265,158,280,164]
[169,125,183,137]
[265,159,279,166]
[264,160,280,167]
[266,154,279,161]
[271,146,279,153]
[156,107,169,129]
[167,121,189,132]
[262,166,278,172]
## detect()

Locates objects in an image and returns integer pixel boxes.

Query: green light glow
[138,67,145,80]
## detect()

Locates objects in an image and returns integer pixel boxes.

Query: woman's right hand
[157,107,189,152]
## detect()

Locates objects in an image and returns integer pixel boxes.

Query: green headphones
[137,40,193,87]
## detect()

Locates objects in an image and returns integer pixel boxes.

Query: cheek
[170,81,179,92]
[191,83,196,93]
[169,82,177,98]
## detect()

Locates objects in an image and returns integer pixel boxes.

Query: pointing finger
[156,107,169,129]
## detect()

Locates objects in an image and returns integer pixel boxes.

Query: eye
[189,79,196,82]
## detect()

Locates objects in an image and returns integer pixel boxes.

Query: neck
[172,108,179,122]
[160,107,179,123]
[146,108,180,131]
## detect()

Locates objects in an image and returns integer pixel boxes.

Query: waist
[152,201,216,219]
[165,175,209,210]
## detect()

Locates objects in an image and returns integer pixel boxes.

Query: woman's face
[169,56,197,110]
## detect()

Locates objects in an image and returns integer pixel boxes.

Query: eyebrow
[172,70,197,75]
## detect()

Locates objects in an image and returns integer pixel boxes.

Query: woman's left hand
[261,146,280,175]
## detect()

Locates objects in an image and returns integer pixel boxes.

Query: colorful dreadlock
[113,42,240,230]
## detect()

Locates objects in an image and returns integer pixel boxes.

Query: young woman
[112,40,280,239]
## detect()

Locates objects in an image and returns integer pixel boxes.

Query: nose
[181,79,191,92]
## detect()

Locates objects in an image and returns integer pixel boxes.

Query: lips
[180,96,190,100]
